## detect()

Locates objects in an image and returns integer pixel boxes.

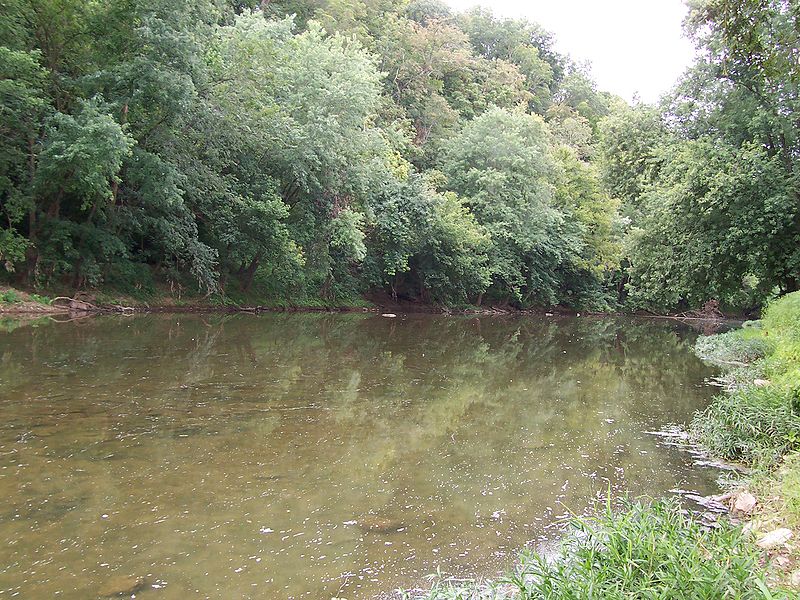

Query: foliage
[27,293,51,305]
[1,0,797,311]
[0,0,629,307]
[597,104,666,220]
[624,139,797,310]
[365,173,491,304]
[0,289,22,304]
[599,0,800,311]
[404,498,783,599]
[443,108,561,305]
[0,228,29,273]
[443,108,618,307]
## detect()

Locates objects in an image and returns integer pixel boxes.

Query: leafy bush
[0,289,51,305]
[695,329,770,365]
[0,229,31,273]
[0,290,22,304]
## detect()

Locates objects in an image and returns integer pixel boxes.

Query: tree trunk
[241,254,260,292]
[24,136,39,283]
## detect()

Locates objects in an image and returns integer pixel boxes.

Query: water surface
[0,314,720,599]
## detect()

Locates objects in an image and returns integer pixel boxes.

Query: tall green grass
[403,499,785,599]
[778,453,800,531]
[761,293,800,396]
[691,386,800,467]
[691,291,800,469]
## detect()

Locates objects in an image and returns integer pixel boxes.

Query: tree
[627,138,798,309]
[0,0,629,309]
[597,104,668,220]
[365,172,490,304]
[0,47,49,273]
[554,146,622,289]
[443,107,568,305]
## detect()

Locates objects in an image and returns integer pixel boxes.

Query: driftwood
[51,297,97,312]
[50,296,135,314]
[674,299,725,320]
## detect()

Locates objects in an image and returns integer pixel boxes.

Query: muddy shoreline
[0,301,740,323]
[0,285,742,322]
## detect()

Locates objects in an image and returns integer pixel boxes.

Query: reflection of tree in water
[0,313,717,471]
[0,314,720,599]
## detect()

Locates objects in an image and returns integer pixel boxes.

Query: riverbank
[397,292,800,599]
[0,284,589,316]
[398,498,795,599]
[0,285,378,316]
[690,291,800,588]
[0,285,744,323]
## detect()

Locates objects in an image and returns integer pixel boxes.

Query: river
[0,313,721,599]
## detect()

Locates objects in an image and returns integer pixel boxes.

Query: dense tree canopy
[597,0,800,311]
[0,0,797,311]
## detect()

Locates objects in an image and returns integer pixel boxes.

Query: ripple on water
[0,314,721,599]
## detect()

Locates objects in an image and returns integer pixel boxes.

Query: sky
[444,0,697,103]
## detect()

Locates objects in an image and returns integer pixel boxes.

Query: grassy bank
[689,291,800,588]
[691,292,800,470]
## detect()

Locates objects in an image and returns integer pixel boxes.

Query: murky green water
[0,314,721,599]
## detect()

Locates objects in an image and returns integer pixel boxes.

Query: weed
[690,386,800,468]
[0,289,22,304]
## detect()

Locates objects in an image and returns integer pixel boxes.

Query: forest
[1,0,798,312]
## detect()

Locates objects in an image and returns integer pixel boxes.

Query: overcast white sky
[445,0,696,103]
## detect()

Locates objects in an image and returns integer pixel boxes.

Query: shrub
[0,289,22,304]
